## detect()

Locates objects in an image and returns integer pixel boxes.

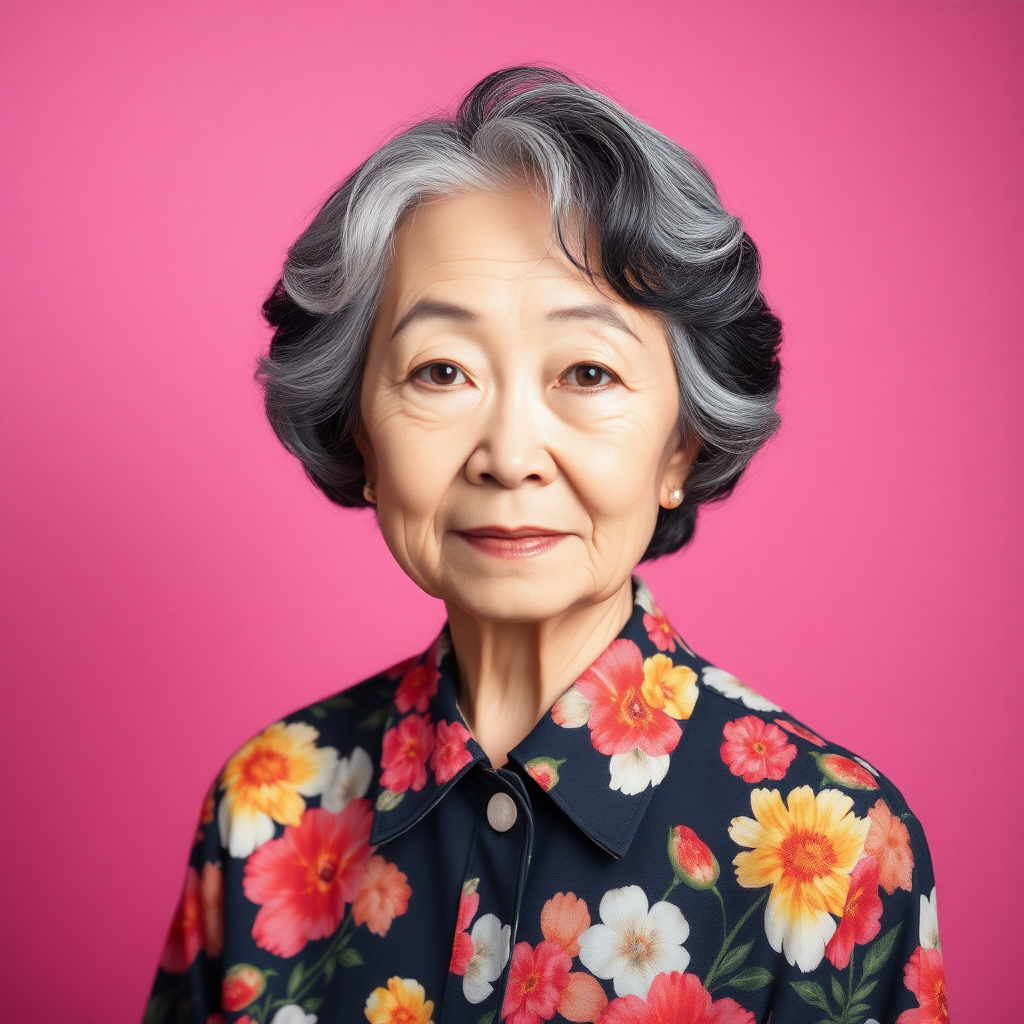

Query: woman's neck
[445,578,635,769]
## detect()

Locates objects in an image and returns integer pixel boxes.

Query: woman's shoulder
[207,653,416,860]
[688,659,933,859]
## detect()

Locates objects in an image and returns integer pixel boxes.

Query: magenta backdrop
[1,2,1020,1020]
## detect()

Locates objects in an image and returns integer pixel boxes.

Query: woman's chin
[437,558,597,624]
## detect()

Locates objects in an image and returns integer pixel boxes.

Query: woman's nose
[463,386,558,489]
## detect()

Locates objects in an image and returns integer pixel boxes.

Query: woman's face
[358,188,695,622]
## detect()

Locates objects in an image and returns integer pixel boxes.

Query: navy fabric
[144,578,946,1024]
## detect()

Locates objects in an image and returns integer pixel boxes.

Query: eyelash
[409,361,620,391]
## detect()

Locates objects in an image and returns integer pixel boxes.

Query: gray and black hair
[257,66,782,558]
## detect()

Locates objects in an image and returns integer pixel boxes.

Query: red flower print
[720,716,797,784]
[540,892,591,958]
[380,713,435,793]
[896,946,949,1024]
[385,654,418,680]
[450,884,481,975]
[599,971,754,1024]
[394,652,439,714]
[667,825,720,890]
[352,854,412,937]
[574,640,681,757]
[242,801,374,958]
[642,609,678,653]
[864,798,914,895]
[159,866,203,974]
[431,719,473,785]
[774,718,826,747]
[451,929,475,976]
[221,965,265,1012]
[502,939,572,1024]
[199,862,223,958]
[824,856,883,969]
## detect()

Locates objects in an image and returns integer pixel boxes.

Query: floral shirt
[144,577,948,1024]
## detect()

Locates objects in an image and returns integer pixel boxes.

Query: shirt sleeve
[763,791,947,1024]
[142,780,225,1024]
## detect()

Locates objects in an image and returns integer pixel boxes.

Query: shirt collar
[368,575,701,858]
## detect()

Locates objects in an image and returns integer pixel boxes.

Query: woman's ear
[352,419,378,484]
[659,433,702,509]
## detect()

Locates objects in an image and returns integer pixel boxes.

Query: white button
[487,792,518,832]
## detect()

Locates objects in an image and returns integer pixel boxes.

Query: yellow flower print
[218,721,339,858]
[641,654,698,720]
[364,976,435,1024]
[728,785,870,972]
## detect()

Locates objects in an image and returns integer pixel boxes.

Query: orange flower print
[364,976,435,1024]
[353,855,412,937]
[218,721,339,858]
[864,798,914,895]
[641,654,698,721]
[540,892,591,958]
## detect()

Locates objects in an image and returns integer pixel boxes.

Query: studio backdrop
[1,2,1021,1021]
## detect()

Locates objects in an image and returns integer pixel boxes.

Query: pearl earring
[363,481,377,505]
[668,487,683,508]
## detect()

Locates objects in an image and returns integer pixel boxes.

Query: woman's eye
[564,363,615,388]
[413,362,467,387]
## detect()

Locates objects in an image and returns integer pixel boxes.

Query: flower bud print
[222,964,266,1012]
[667,825,720,890]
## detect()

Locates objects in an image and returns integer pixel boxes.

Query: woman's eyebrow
[390,299,477,340]
[546,303,641,342]
[389,298,641,343]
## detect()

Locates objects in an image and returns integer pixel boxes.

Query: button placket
[440,766,534,1023]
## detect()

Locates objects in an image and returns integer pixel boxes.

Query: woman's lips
[456,526,568,559]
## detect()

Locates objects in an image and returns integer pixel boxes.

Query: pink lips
[457,526,568,559]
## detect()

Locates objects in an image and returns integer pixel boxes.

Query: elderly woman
[145,68,944,1024]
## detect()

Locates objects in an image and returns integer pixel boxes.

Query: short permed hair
[257,66,783,559]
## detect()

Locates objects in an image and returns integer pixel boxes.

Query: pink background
[1,3,1020,1020]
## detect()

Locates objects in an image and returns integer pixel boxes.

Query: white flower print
[320,746,373,812]
[608,748,670,795]
[551,685,591,728]
[463,913,511,1003]
[578,884,690,998]
[919,886,940,949]
[701,665,781,713]
[270,1007,317,1024]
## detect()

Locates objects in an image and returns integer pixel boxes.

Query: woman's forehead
[384,190,633,317]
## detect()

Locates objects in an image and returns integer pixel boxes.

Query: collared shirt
[144,577,947,1024]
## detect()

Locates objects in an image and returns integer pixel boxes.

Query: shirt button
[487,792,518,832]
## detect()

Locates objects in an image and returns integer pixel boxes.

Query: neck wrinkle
[445,578,635,767]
